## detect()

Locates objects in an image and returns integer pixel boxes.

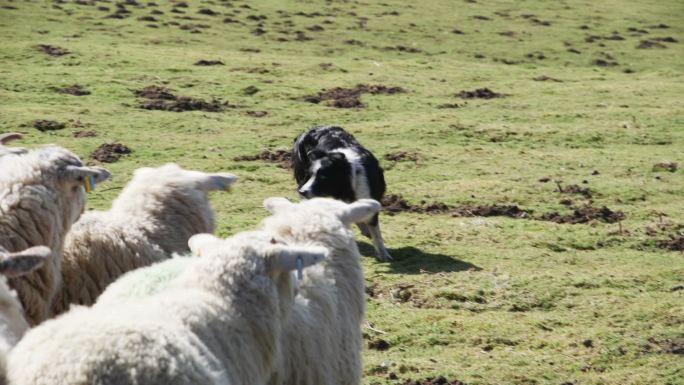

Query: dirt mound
[382,194,450,215]
[384,151,419,162]
[194,59,224,66]
[382,194,422,214]
[558,183,593,198]
[436,103,462,109]
[233,149,291,168]
[368,338,390,351]
[91,143,131,163]
[452,204,531,218]
[652,161,678,172]
[457,88,503,99]
[533,75,563,82]
[59,84,90,96]
[133,85,231,112]
[303,84,405,108]
[384,45,422,53]
[397,377,467,385]
[540,206,624,224]
[638,40,667,49]
[382,194,530,218]
[33,119,65,131]
[656,235,684,251]
[198,8,218,16]
[593,59,618,67]
[140,97,226,112]
[246,110,268,117]
[37,44,70,56]
[134,85,175,100]
[242,85,260,95]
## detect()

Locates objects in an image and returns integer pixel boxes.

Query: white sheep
[0,135,111,325]
[8,231,327,385]
[0,246,50,385]
[51,163,237,315]
[92,197,380,385]
[261,197,381,385]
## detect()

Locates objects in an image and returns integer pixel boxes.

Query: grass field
[1,0,683,384]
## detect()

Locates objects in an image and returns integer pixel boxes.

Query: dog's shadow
[357,242,480,274]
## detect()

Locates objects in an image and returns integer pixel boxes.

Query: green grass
[1,0,683,384]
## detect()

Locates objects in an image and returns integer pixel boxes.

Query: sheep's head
[187,231,326,316]
[0,144,111,238]
[260,197,381,246]
[111,163,237,243]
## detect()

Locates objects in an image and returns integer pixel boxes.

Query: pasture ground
[1,0,682,384]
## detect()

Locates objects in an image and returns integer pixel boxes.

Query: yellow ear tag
[83,175,96,193]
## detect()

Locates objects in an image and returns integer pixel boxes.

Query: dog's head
[298,150,355,200]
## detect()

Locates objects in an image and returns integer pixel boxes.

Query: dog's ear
[307,149,326,160]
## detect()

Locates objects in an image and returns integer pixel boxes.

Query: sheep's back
[53,213,168,315]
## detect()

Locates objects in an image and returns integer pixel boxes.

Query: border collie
[292,125,392,261]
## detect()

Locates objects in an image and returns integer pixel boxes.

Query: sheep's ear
[188,233,221,256]
[0,246,50,278]
[263,197,294,214]
[337,199,382,224]
[0,132,27,156]
[200,173,238,192]
[270,245,328,273]
[0,132,23,145]
[64,165,112,184]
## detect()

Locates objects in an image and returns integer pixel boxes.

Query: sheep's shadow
[357,242,480,274]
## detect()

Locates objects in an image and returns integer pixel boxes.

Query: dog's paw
[376,248,393,262]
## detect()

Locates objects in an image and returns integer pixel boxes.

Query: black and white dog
[292,125,392,261]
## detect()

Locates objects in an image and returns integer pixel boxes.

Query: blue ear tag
[296,256,303,280]
[84,175,96,193]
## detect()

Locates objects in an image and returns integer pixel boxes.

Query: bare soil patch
[381,194,530,218]
[436,103,462,109]
[73,130,97,138]
[533,75,563,82]
[456,88,503,99]
[303,84,405,108]
[58,84,90,96]
[645,336,684,354]
[91,143,131,163]
[384,151,420,162]
[246,111,268,117]
[656,235,684,251]
[652,161,678,172]
[593,59,618,67]
[540,206,625,224]
[452,204,531,218]
[637,40,667,49]
[233,149,291,168]
[397,377,466,385]
[133,85,232,112]
[33,119,65,131]
[382,194,450,215]
[557,182,593,198]
[242,85,260,95]
[194,59,224,66]
[37,44,70,56]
